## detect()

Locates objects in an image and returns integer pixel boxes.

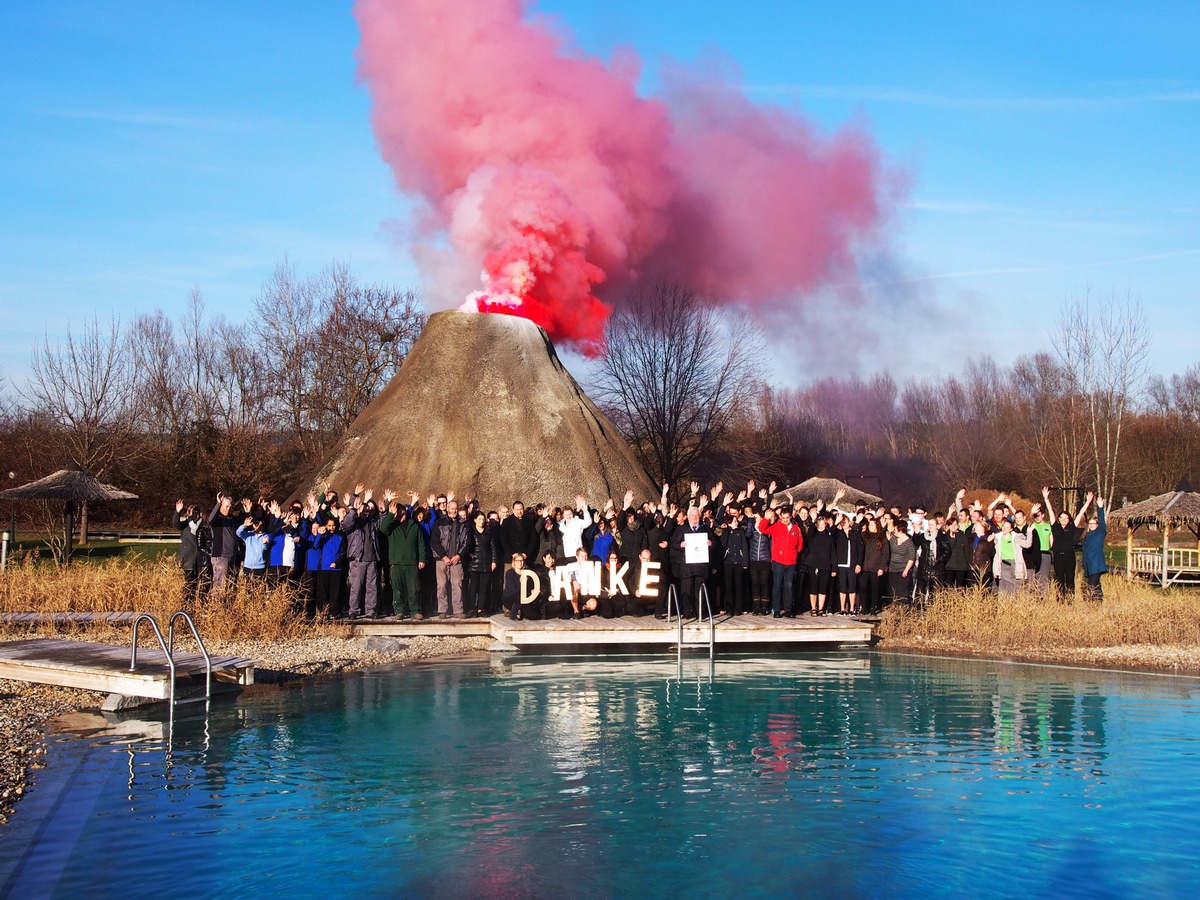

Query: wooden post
[63,499,75,568]
[1126,524,1134,581]
[1162,520,1170,589]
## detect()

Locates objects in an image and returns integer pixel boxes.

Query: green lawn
[3,535,176,566]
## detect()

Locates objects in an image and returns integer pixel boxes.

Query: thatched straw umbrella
[1108,478,1200,587]
[772,476,883,510]
[0,466,138,566]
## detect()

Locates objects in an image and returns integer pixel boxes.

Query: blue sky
[1,1,1197,391]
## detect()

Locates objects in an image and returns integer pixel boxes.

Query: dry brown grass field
[879,576,1200,665]
[0,557,333,645]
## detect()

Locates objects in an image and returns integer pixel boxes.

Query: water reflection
[6,653,1200,898]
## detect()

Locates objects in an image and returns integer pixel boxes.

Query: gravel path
[0,632,491,826]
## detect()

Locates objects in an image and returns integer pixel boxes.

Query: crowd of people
[171,478,1110,620]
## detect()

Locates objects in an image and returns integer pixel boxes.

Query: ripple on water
[6,654,1200,898]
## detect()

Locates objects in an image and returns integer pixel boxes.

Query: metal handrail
[665,584,684,664]
[666,584,716,661]
[130,614,178,728]
[168,610,212,702]
[696,584,715,661]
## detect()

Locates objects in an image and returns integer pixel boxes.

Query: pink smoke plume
[355,0,897,355]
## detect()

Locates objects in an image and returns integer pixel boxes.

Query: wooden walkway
[1,611,141,626]
[0,638,255,699]
[356,612,875,650]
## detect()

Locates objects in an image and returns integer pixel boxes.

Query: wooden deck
[356,611,875,650]
[1,611,141,626]
[0,638,255,699]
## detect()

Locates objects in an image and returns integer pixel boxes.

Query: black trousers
[1052,554,1076,596]
[465,569,490,614]
[723,565,748,615]
[749,561,771,604]
[858,570,884,612]
[315,569,344,617]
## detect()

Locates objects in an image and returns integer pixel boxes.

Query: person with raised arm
[1043,486,1087,598]
[1079,493,1107,602]
[380,489,428,620]
[756,504,802,618]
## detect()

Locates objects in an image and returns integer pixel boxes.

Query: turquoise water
[3,652,1200,898]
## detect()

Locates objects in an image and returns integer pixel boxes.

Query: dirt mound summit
[304,311,656,508]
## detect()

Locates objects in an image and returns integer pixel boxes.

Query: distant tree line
[0,260,425,537]
[589,282,1197,513]
[1,268,1195,547]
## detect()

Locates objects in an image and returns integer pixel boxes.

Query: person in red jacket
[757,507,804,618]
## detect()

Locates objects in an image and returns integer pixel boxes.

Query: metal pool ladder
[129,610,213,709]
[665,584,716,662]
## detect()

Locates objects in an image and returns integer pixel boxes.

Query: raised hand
[446,490,455,502]
[710,481,724,500]
[354,482,365,496]
[343,492,352,507]
[175,499,184,513]
[624,489,635,508]
[768,480,777,494]
[689,481,700,496]
[722,491,734,507]
[383,489,396,504]
[957,488,966,500]
[575,494,587,510]
[362,488,373,504]
[834,487,846,503]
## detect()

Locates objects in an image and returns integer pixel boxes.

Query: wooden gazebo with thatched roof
[772,476,883,510]
[0,466,138,566]
[1108,478,1200,587]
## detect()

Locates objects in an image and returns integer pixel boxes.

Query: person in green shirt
[1028,503,1054,591]
[989,518,1032,594]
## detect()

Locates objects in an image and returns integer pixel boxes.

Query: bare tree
[1054,286,1151,506]
[1006,352,1089,496]
[899,357,1017,491]
[129,309,186,436]
[253,260,425,463]
[590,282,766,486]
[25,315,134,541]
[1147,362,1200,422]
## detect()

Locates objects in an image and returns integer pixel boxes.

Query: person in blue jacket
[1079,492,1107,602]
[315,517,346,618]
[236,516,270,579]
[299,519,324,618]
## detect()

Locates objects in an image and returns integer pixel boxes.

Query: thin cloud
[905,199,1032,216]
[864,248,1200,288]
[34,106,268,132]
[745,83,1200,110]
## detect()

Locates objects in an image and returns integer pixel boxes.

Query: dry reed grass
[0,557,339,644]
[880,576,1200,650]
